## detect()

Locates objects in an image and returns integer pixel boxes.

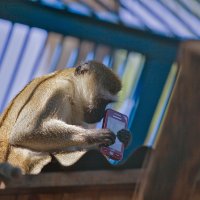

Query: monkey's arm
[9,119,115,152]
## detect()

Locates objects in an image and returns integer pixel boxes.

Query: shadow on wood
[133,41,200,200]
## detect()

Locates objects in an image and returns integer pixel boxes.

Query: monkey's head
[74,61,122,124]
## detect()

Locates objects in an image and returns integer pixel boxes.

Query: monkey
[0,61,131,174]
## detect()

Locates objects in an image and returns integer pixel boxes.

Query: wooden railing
[0,169,142,200]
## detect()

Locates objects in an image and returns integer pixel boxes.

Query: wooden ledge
[0,169,143,194]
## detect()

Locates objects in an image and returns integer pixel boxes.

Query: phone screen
[101,109,128,161]
[106,116,126,151]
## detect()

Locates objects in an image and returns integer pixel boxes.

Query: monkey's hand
[88,129,116,147]
[117,129,132,148]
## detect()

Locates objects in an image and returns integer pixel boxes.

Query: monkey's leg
[10,119,115,152]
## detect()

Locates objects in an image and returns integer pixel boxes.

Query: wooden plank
[10,190,133,200]
[0,169,142,195]
[133,41,200,200]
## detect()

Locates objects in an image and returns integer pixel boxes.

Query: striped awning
[39,0,200,39]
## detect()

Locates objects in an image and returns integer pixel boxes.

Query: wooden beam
[0,169,143,194]
[134,41,200,200]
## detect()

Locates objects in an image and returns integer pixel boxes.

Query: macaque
[0,61,131,174]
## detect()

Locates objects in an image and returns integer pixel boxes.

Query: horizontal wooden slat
[0,169,143,194]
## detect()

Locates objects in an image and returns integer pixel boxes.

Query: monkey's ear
[75,63,90,75]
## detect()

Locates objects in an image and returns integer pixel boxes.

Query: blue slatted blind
[38,0,200,39]
[0,19,145,122]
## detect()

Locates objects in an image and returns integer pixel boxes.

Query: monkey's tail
[0,140,10,162]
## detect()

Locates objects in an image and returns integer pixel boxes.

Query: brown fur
[0,71,65,173]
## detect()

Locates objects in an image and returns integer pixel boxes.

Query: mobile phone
[100,109,128,160]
